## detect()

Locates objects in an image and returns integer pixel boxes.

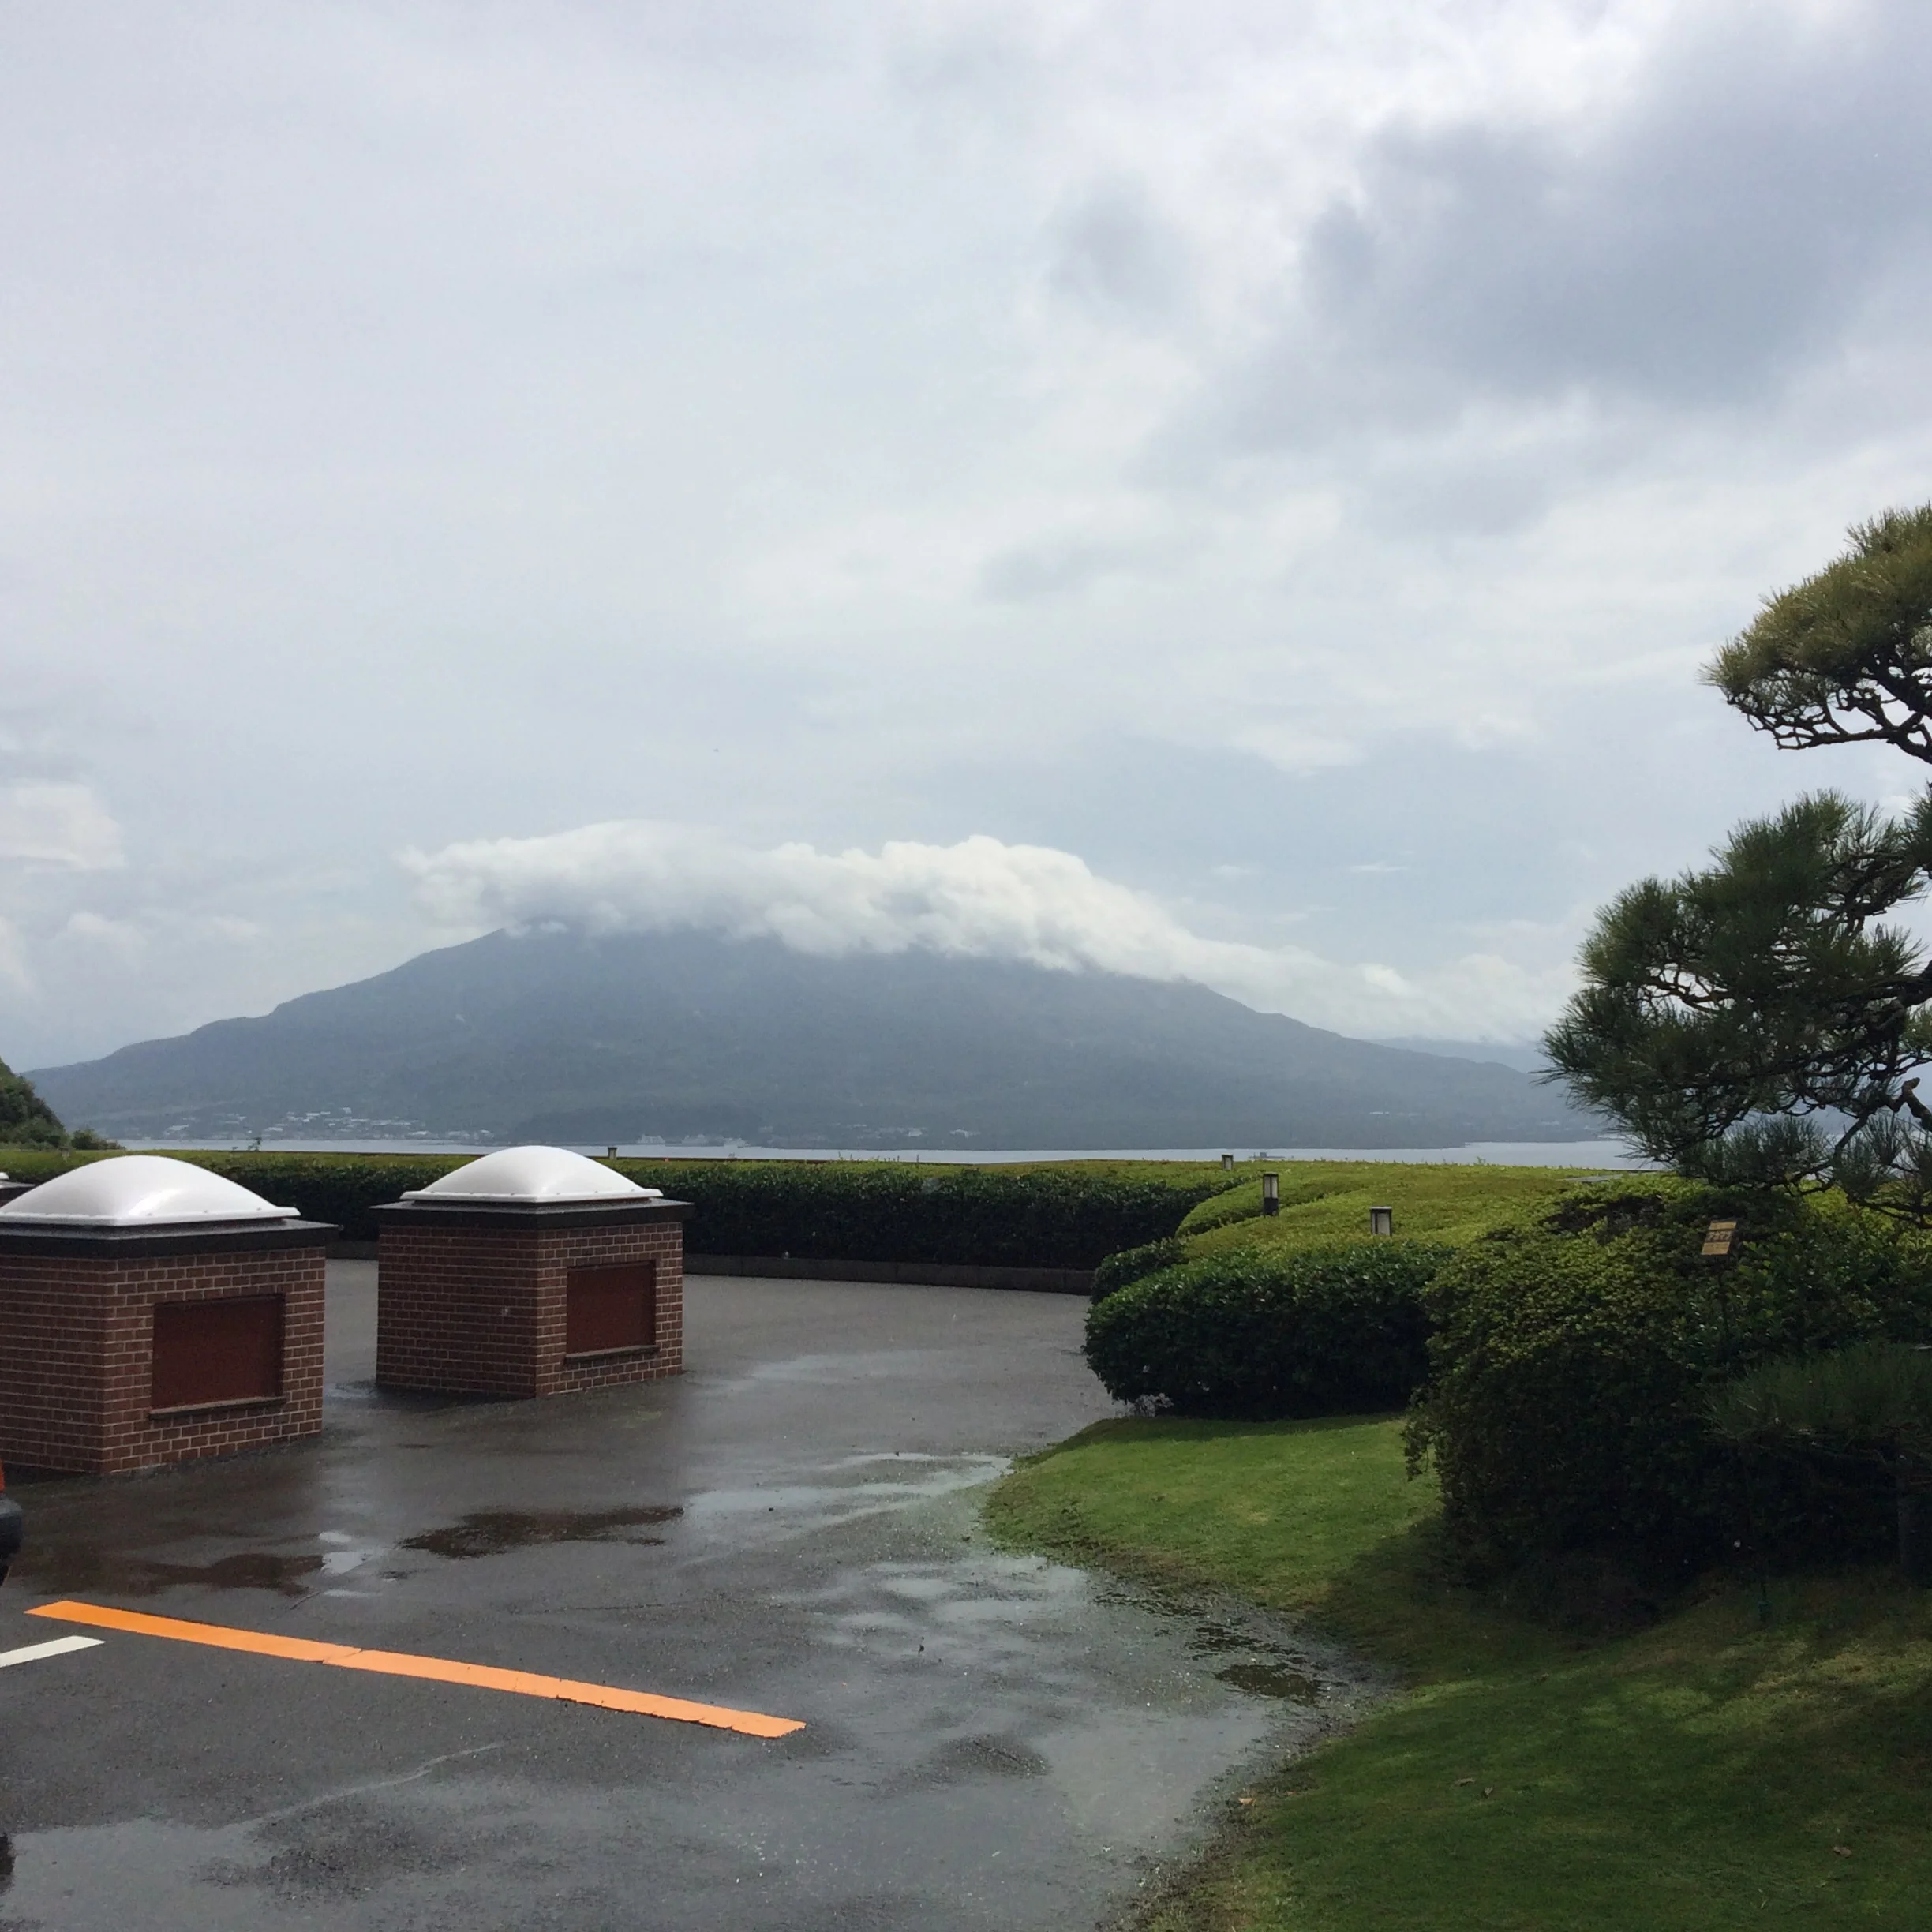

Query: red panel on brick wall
[151,1296,285,1411]
[565,1264,655,1356]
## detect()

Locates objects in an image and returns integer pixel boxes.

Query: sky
[4,0,1932,1069]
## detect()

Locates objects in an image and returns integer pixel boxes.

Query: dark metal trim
[0,1219,337,1259]
[373,1199,691,1232]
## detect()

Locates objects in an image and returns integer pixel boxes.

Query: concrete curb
[328,1242,1093,1294]
[683,1255,1096,1295]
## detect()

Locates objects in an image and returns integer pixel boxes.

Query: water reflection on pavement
[0,1267,1380,1932]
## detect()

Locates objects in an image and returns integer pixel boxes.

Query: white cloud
[58,910,145,957]
[0,784,124,871]
[403,820,1572,1038]
[0,916,28,992]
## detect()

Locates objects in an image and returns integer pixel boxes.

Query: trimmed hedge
[1174,1180,1271,1234]
[1091,1237,1188,1302]
[1084,1240,1453,1417]
[1406,1181,1932,1574]
[1173,1171,1340,1236]
[0,1148,1230,1267]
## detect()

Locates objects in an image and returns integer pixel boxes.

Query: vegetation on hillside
[0,1054,112,1150]
[0,1055,64,1146]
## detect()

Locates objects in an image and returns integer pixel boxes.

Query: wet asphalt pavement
[0,1267,1373,1931]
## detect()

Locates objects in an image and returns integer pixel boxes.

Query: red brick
[376,1215,684,1398]
[0,1245,327,1476]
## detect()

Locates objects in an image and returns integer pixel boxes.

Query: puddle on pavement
[13,1545,327,1597]
[687,1451,1010,1540]
[399,1505,683,1559]
[1214,1661,1319,1702]
[12,1506,684,1596]
[1185,1613,1331,1704]
[927,1735,1052,1780]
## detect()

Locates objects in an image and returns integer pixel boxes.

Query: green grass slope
[988,1418,1932,1930]
[1178,1160,1601,1256]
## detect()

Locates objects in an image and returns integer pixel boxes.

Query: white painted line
[0,1634,105,1670]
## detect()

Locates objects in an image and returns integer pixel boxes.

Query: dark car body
[0,1467,21,1585]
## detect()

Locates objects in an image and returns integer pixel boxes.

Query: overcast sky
[4,0,1930,1069]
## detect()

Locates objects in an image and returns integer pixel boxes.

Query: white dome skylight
[0,1155,298,1226]
[400,1145,663,1205]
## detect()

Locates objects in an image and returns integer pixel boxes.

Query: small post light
[1221,1152,1235,1171]
[1369,1205,1394,1237]
[1702,1219,1738,1258]
[1262,1171,1280,1216]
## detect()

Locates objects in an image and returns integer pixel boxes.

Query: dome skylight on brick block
[0,1155,298,1226]
[400,1145,662,1204]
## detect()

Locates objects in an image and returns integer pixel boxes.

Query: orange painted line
[28,1601,803,1739]
[29,1601,354,1664]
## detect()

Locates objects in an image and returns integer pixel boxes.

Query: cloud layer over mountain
[406,822,1570,1039]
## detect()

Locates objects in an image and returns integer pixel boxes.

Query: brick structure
[0,1218,331,1477]
[373,1149,688,1398]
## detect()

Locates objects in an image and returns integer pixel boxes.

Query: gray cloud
[1045,179,1193,325]
[1208,0,1932,454]
[2,2,1929,1071]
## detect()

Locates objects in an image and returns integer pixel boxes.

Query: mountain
[29,929,1595,1148]
[1372,1038,1552,1075]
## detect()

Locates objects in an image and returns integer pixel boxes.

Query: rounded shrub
[1091,1237,1189,1302]
[1406,1180,1932,1574]
[1084,1240,1453,1417]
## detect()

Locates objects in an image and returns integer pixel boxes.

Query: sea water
[127,1136,1648,1168]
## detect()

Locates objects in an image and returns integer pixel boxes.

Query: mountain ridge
[29,928,1594,1149]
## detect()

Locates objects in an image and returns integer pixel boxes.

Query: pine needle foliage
[1709,504,1932,762]
[1544,791,1932,1204]
[1548,507,1932,1201]
[1709,1340,1932,1462]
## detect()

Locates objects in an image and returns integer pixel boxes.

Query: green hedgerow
[0,1148,1226,1264]
[1407,1180,1932,1574]
[1084,1240,1452,1418]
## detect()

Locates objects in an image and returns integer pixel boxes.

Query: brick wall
[376,1215,683,1398]
[0,1245,326,1476]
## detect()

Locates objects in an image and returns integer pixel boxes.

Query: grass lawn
[987,1417,1932,1930]
[1179,1162,1603,1256]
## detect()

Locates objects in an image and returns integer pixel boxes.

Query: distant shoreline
[123,1136,1646,1169]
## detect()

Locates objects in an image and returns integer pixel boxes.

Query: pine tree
[1548,507,1932,1208]
[1710,504,1932,763]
